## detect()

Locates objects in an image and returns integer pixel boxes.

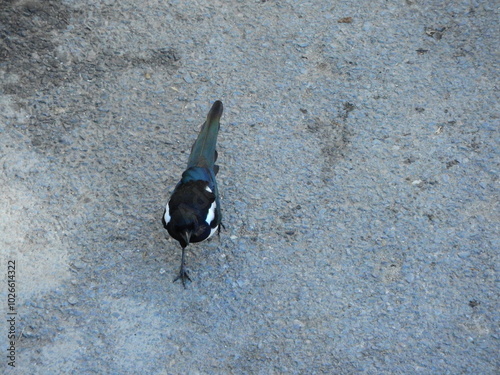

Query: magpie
[162,100,223,287]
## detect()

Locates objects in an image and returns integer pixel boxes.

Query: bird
[162,100,223,287]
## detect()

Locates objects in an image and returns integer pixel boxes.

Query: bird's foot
[173,266,191,288]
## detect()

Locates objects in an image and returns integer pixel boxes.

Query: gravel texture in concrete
[1,0,498,373]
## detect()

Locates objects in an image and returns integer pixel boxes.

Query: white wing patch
[204,185,218,240]
[205,200,216,225]
[164,203,171,225]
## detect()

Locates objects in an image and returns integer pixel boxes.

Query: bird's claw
[173,267,191,288]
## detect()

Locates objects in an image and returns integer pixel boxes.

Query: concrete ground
[0,0,498,373]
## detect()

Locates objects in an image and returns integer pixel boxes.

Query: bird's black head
[166,203,199,248]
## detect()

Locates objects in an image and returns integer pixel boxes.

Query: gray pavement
[0,0,498,373]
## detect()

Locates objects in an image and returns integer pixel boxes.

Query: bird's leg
[218,222,226,236]
[173,246,191,288]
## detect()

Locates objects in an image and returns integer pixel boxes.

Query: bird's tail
[187,100,223,170]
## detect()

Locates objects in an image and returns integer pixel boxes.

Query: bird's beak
[180,230,192,248]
